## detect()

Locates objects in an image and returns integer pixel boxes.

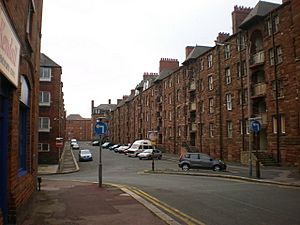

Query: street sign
[95,122,107,135]
[251,120,261,133]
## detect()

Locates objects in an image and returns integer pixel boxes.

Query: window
[267,15,279,35]
[39,91,51,106]
[176,89,180,102]
[269,46,283,65]
[237,34,246,51]
[207,54,213,68]
[209,123,214,137]
[276,46,282,64]
[272,79,284,98]
[169,111,172,121]
[38,143,50,152]
[240,119,250,135]
[209,98,214,113]
[208,75,213,90]
[39,117,50,132]
[225,68,231,84]
[226,94,232,111]
[169,95,172,104]
[40,67,51,81]
[19,76,30,173]
[224,44,231,59]
[200,59,204,70]
[227,121,233,138]
[200,100,204,113]
[272,114,286,134]
[26,0,35,35]
[237,60,246,78]
[238,89,248,105]
[269,48,275,65]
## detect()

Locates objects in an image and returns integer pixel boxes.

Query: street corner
[37,164,59,175]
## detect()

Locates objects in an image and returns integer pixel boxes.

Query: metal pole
[98,135,103,187]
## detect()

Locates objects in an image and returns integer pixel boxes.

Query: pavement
[22,150,300,225]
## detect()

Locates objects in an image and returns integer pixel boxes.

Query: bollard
[37,177,42,191]
[256,160,261,179]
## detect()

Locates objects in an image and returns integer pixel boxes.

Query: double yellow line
[109,183,205,225]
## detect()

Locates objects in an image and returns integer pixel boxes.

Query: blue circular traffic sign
[95,122,107,135]
[251,120,261,133]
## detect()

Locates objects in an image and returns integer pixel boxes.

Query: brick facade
[66,114,92,141]
[0,1,43,224]
[38,54,66,164]
[108,0,300,166]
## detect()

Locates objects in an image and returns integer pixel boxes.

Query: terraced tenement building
[108,0,300,166]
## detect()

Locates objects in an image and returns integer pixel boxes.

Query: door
[0,77,9,224]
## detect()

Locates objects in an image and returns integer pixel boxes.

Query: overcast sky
[41,0,282,118]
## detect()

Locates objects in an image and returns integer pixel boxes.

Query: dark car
[92,140,100,146]
[178,153,226,171]
[102,142,113,149]
[109,144,120,151]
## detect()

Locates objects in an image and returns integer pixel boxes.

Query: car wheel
[139,157,142,160]
[213,165,221,171]
[158,155,162,160]
[182,164,190,171]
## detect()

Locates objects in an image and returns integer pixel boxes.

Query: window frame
[40,67,52,81]
[39,117,50,132]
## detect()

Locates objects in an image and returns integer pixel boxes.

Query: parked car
[138,149,162,160]
[127,140,154,157]
[178,153,226,171]
[72,143,80,150]
[109,144,120,151]
[114,144,131,153]
[102,142,113,148]
[70,139,77,147]
[78,149,93,162]
[92,140,100,146]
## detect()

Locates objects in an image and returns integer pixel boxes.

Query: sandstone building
[109,0,300,166]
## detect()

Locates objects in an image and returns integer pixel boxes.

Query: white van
[127,140,154,157]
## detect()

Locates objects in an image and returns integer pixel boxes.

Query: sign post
[250,120,261,178]
[94,121,108,187]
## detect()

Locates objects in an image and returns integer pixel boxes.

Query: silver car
[138,149,162,160]
[78,149,93,162]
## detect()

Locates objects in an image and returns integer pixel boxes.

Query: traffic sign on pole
[251,120,261,134]
[95,122,107,136]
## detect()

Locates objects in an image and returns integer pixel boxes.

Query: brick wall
[0,0,43,223]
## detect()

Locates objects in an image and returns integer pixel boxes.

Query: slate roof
[94,104,117,111]
[182,46,212,65]
[67,114,90,120]
[155,69,174,82]
[40,53,61,67]
[239,1,280,29]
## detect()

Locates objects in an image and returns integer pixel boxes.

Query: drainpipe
[270,13,281,164]
[173,75,177,154]
[217,45,224,160]
[239,32,246,153]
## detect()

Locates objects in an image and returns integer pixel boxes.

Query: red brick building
[109,0,300,166]
[38,53,66,164]
[0,1,43,224]
[66,114,92,141]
